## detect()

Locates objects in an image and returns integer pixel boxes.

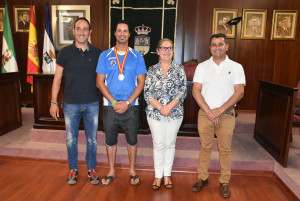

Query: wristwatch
[126,101,132,108]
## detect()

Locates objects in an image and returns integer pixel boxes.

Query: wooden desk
[0,72,22,136]
[254,80,297,167]
[30,73,199,136]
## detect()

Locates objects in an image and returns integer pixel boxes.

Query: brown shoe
[192,178,208,192]
[220,183,231,198]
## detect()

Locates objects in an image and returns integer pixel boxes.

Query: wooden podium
[254,80,297,167]
[29,73,200,136]
[0,72,22,136]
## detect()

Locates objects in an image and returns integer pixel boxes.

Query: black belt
[224,106,235,116]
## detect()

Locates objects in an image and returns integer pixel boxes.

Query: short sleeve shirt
[96,47,147,106]
[56,42,102,104]
[193,56,246,109]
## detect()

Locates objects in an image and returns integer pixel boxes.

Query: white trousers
[147,116,183,178]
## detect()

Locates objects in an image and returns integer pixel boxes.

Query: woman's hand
[159,105,172,117]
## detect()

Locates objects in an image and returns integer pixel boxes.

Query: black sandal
[130,175,141,186]
[164,176,173,189]
[99,176,116,186]
[152,178,161,190]
[165,183,173,189]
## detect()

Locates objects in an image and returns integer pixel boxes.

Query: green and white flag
[1,2,18,73]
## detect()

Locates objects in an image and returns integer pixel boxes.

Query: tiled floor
[0,108,299,199]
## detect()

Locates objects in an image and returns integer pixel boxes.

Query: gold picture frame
[271,10,298,40]
[13,5,32,33]
[0,7,4,32]
[241,9,267,40]
[51,5,90,50]
[212,8,238,39]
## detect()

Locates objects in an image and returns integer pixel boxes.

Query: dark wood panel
[180,81,199,136]
[30,74,200,136]
[0,72,22,136]
[31,74,65,129]
[254,80,297,167]
[0,0,106,105]
[177,0,300,110]
[0,0,300,110]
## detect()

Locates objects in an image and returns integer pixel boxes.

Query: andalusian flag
[27,5,40,86]
[1,2,18,73]
[42,4,56,74]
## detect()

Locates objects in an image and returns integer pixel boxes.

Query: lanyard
[114,46,129,75]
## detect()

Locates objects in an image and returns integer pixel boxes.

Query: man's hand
[113,101,129,114]
[206,108,223,121]
[212,117,221,126]
[50,104,60,120]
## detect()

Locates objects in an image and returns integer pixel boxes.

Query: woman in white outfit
[144,38,187,190]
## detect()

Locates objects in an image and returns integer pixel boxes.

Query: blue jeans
[63,101,99,171]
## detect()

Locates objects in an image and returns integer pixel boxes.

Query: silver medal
[118,74,124,81]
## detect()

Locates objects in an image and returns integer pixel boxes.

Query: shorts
[102,106,139,146]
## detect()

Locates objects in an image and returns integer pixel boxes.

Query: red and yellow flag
[27,5,40,88]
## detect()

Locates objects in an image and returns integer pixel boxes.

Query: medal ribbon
[114,46,129,75]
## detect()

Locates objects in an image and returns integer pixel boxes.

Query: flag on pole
[27,5,40,87]
[42,3,56,74]
[1,2,18,73]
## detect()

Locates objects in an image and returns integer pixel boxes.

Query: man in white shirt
[192,33,245,198]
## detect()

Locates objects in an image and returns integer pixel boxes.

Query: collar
[209,55,229,65]
[113,46,131,55]
[158,61,174,70]
[71,41,92,52]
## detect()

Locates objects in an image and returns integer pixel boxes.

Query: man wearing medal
[96,20,147,186]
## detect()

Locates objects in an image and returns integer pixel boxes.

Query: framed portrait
[271,10,298,40]
[51,5,90,50]
[241,9,267,40]
[13,5,31,33]
[212,8,238,39]
[0,7,4,32]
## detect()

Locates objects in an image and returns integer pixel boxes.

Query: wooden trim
[273,172,299,201]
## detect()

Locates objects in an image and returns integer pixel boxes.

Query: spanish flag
[27,5,40,90]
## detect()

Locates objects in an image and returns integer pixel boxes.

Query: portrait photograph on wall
[0,7,4,32]
[271,10,298,40]
[241,9,267,40]
[51,5,90,49]
[212,8,238,39]
[13,6,31,33]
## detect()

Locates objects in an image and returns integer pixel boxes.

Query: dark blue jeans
[63,101,99,170]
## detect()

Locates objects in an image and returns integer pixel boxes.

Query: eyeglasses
[159,46,173,51]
